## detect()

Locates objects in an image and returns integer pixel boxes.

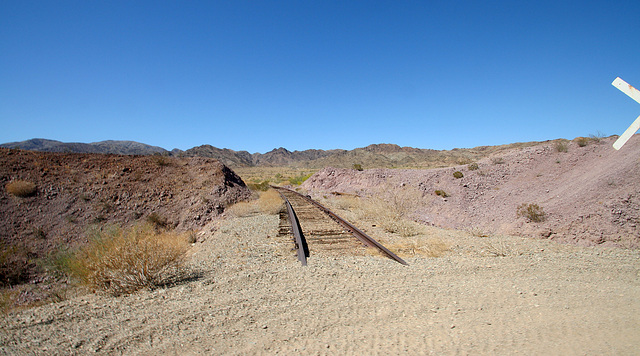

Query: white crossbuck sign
[612,77,640,150]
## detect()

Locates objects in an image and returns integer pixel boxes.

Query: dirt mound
[0,149,252,286]
[302,136,640,248]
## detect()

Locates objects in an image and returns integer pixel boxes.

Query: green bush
[353,163,363,171]
[248,180,271,191]
[435,190,449,198]
[467,162,479,171]
[453,171,464,179]
[289,173,313,186]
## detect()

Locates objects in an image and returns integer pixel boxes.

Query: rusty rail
[276,190,309,265]
[273,186,408,266]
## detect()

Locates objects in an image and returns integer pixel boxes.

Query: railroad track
[273,186,407,266]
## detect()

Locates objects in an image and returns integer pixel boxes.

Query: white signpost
[612,77,640,150]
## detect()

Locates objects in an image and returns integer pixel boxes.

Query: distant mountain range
[0,139,169,156]
[1,138,546,169]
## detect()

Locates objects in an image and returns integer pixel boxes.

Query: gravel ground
[2,213,639,355]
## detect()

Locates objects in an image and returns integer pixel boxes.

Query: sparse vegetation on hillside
[453,171,464,179]
[6,180,37,197]
[467,162,479,171]
[435,190,449,198]
[63,224,191,296]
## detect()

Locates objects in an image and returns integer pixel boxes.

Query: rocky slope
[302,136,640,248]
[0,149,252,289]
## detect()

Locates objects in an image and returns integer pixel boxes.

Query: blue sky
[1,1,639,153]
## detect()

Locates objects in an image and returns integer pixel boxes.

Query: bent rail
[273,186,408,266]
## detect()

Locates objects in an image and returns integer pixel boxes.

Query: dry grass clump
[554,141,569,152]
[387,237,450,258]
[257,189,284,215]
[64,224,190,296]
[358,185,425,237]
[481,239,521,257]
[574,137,590,147]
[227,189,283,217]
[147,212,171,229]
[517,203,546,222]
[5,180,37,197]
[434,190,449,198]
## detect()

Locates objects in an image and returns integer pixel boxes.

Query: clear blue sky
[1,1,639,153]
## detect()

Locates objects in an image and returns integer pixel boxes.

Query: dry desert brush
[5,180,37,197]
[517,203,547,223]
[65,223,191,296]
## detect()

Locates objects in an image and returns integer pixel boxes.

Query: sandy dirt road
[2,214,639,355]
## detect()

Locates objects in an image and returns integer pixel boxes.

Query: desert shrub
[574,137,589,147]
[32,227,47,239]
[154,156,171,167]
[482,239,520,257]
[434,190,449,198]
[491,157,505,165]
[227,200,258,217]
[453,171,464,179]
[358,185,424,237]
[517,203,546,222]
[247,180,270,191]
[467,162,479,171]
[288,173,313,186]
[65,224,190,296]
[353,163,363,171]
[147,212,170,229]
[228,189,283,217]
[388,237,449,258]
[554,141,568,153]
[6,180,36,197]
[0,244,31,287]
[589,131,605,143]
[257,189,284,215]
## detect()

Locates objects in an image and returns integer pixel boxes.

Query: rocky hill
[0,139,169,156]
[0,149,251,290]
[302,135,640,248]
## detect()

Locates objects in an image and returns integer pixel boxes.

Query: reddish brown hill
[1,149,251,285]
[302,136,640,248]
